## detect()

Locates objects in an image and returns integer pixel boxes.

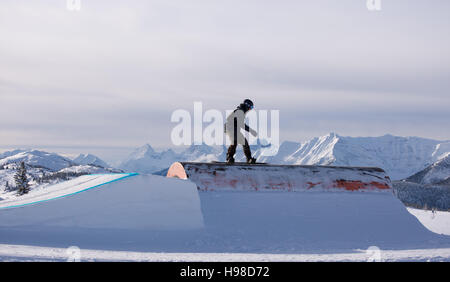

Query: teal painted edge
[0,173,139,210]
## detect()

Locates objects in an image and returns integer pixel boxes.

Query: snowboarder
[225,99,257,164]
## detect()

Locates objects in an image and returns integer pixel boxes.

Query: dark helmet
[243,99,254,111]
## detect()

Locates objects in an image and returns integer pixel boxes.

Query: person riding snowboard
[225,99,257,164]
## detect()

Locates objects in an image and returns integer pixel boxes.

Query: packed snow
[0,174,204,230]
[0,173,449,262]
[0,244,449,262]
[407,208,450,235]
[0,150,121,198]
[1,135,450,262]
[0,174,133,209]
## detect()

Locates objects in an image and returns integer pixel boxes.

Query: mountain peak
[131,144,155,159]
[317,132,341,143]
[141,144,154,151]
[0,149,73,171]
[406,153,450,184]
[327,132,339,138]
[118,134,450,180]
[433,153,450,167]
[73,153,109,168]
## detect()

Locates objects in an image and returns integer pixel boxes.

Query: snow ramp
[0,174,135,209]
[0,174,203,230]
[166,162,450,251]
[0,166,448,253]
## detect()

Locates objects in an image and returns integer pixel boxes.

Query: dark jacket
[224,103,255,134]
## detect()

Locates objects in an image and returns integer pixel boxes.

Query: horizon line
[1,132,448,152]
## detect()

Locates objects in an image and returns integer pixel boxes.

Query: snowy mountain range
[119,144,226,174]
[119,133,450,180]
[0,150,118,194]
[1,133,450,185]
[406,154,450,185]
[0,149,74,171]
[256,133,450,180]
[0,150,113,172]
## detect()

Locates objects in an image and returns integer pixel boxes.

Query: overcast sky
[1,0,449,162]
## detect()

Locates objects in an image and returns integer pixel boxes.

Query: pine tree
[14,161,29,195]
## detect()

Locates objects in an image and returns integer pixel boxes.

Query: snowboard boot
[226,145,237,164]
[243,140,254,163]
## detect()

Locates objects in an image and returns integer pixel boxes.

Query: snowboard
[212,161,267,165]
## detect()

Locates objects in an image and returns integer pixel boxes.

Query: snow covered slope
[196,191,450,252]
[0,174,204,230]
[0,173,448,253]
[407,208,450,236]
[406,154,450,184]
[0,150,73,171]
[0,163,121,200]
[0,150,124,197]
[57,165,121,174]
[1,244,449,262]
[0,174,134,209]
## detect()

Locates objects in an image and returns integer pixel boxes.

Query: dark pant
[226,132,252,162]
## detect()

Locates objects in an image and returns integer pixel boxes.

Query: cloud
[1,0,449,152]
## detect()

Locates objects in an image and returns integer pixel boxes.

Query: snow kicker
[166,162,392,192]
[0,174,204,230]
